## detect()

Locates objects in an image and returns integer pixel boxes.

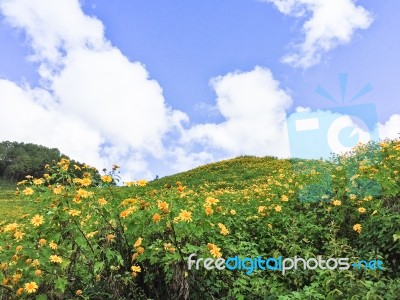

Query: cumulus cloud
[262,0,373,68]
[182,66,292,158]
[0,0,187,180]
[379,114,400,140]
[0,0,396,181]
[0,79,105,167]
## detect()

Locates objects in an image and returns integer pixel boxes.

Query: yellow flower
[281,195,289,202]
[76,290,83,296]
[124,181,136,187]
[106,234,115,243]
[24,281,38,294]
[38,238,47,246]
[4,222,18,232]
[134,237,143,248]
[205,206,214,215]
[16,287,24,296]
[152,213,161,223]
[31,215,44,227]
[73,178,82,184]
[267,223,273,229]
[101,175,113,183]
[81,177,92,187]
[98,198,108,206]
[68,209,81,217]
[207,243,222,258]
[23,187,34,195]
[137,180,147,186]
[158,201,169,213]
[349,194,357,200]
[274,205,282,212]
[120,209,133,219]
[77,188,92,198]
[353,224,362,233]
[31,259,40,267]
[53,185,64,195]
[12,273,22,283]
[230,209,236,215]
[49,241,57,250]
[86,231,98,238]
[33,178,44,185]
[358,207,366,213]
[131,265,141,273]
[218,223,230,235]
[258,206,266,213]
[34,269,42,277]
[136,246,145,255]
[14,231,25,241]
[205,197,219,206]
[178,209,192,222]
[332,200,342,206]
[50,255,62,263]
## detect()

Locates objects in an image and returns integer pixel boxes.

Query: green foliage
[0,141,102,186]
[0,141,61,181]
[0,140,399,299]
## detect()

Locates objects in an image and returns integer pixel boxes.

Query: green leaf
[94,261,105,273]
[393,233,400,242]
[75,235,87,248]
[55,277,68,293]
[116,253,124,266]
[36,295,48,300]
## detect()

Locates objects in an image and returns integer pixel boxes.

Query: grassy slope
[0,178,35,221]
[151,156,321,190]
[0,156,321,220]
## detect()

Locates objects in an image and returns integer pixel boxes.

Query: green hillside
[0,140,399,299]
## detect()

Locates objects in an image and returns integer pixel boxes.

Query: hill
[0,140,399,299]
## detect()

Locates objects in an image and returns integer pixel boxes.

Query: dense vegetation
[0,140,399,299]
[0,141,101,184]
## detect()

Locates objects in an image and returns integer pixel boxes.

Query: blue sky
[0,0,399,181]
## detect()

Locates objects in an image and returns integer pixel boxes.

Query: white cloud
[0,0,187,180]
[295,106,311,112]
[0,0,395,182]
[183,66,292,158]
[263,0,373,68]
[0,0,106,64]
[379,114,400,140]
[0,79,105,168]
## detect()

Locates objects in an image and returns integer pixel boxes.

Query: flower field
[0,140,400,299]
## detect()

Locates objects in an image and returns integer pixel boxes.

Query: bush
[0,140,399,299]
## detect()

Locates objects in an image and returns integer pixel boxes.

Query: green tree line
[0,141,101,182]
